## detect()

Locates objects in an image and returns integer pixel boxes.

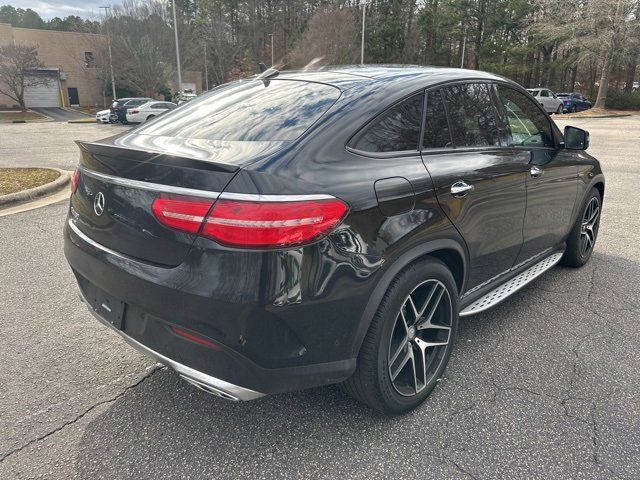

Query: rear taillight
[151,195,348,248]
[152,196,214,234]
[71,167,80,193]
[130,109,139,114]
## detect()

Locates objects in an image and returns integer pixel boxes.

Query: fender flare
[349,237,468,358]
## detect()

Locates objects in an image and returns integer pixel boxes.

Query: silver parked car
[527,88,564,114]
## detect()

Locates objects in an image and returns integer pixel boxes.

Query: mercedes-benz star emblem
[93,192,105,216]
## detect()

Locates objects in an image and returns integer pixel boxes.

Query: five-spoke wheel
[580,196,600,257]
[341,258,458,414]
[388,280,452,397]
[562,187,602,267]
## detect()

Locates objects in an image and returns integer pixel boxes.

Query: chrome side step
[460,252,564,317]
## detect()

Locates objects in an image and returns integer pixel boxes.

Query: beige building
[0,23,108,108]
[0,23,203,109]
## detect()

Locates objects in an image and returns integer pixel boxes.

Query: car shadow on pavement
[73,252,640,479]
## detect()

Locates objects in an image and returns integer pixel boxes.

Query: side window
[151,103,166,109]
[441,83,500,147]
[540,90,550,97]
[351,94,423,153]
[496,86,554,148]
[422,90,452,149]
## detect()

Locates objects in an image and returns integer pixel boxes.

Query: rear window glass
[422,90,451,149]
[136,80,340,142]
[350,93,423,152]
[442,83,500,148]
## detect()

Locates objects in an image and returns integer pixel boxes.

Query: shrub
[606,89,640,110]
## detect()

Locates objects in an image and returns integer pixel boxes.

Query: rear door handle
[450,181,474,198]
[530,166,544,178]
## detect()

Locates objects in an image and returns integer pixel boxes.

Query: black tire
[146,115,155,121]
[341,258,459,414]
[561,187,601,267]
[556,104,563,115]
[571,105,577,113]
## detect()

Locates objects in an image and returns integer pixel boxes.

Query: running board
[459,252,564,317]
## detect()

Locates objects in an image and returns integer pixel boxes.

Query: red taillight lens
[151,195,348,248]
[152,196,214,234]
[202,198,348,248]
[71,167,80,193]
[130,109,139,114]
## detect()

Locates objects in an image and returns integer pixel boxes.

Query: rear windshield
[136,79,340,142]
[557,93,570,97]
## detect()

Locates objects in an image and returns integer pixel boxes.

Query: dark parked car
[109,97,154,124]
[65,66,604,413]
[557,92,592,113]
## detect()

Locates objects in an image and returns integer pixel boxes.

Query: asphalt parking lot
[1,117,639,479]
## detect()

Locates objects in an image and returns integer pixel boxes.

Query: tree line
[1,0,639,108]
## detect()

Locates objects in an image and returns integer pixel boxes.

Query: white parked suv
[125,101,177,123]
[527,88,564,114]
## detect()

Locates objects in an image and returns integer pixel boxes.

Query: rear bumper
[64,216,369,396]
[80,290,264,401]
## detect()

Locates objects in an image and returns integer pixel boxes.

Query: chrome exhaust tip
[179,374,240,401]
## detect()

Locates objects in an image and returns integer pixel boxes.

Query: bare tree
[536,0,639,108]
[0,43,51,111]
[289,8,360,67]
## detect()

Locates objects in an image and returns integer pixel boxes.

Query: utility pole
[360,2,368,65]
[460,30,466,69]
[267,33,274,66]
[203,43,209,91]
[99,6,116,101]
[171,0,182,92]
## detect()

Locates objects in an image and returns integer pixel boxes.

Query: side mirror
[564,126,589,150]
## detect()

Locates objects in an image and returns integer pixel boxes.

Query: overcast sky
[9,1,122,19]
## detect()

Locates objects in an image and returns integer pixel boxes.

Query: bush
[606,89,640,110]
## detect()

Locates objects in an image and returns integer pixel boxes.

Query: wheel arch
[349,238,468,358]
[593,180,605,200]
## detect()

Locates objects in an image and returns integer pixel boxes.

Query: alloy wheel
[387,279,453,397]
[580,196,600,256]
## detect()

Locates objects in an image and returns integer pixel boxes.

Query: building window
[84,52,95,68]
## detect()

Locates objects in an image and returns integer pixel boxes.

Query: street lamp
[360,1,372,65]
[267,33,274,67]
[99,5,116,101]
[171,0,182,92]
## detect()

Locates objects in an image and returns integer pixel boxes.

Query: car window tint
[151,103,166,109]
[352,93,423,152]
[531,90,540,96]
[137,80,340,142]
[422,90,452,149]
[441,83,500,147]
[497,86,554,148]
[540,90,549,97]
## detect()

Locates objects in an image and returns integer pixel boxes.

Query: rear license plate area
[86,284,126,329]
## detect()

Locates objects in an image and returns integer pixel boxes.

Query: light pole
[460,31,466,68]
[360,2,369,65]
[203,43,209,91]
[267,33,274,66]
[99,5,116,101]
[171,0,182,92]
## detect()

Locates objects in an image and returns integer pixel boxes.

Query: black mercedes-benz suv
[64,66,604,413]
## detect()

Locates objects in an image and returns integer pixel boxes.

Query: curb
[558,114,633,119]
[68,118,97,124]
[0,168,70,208]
